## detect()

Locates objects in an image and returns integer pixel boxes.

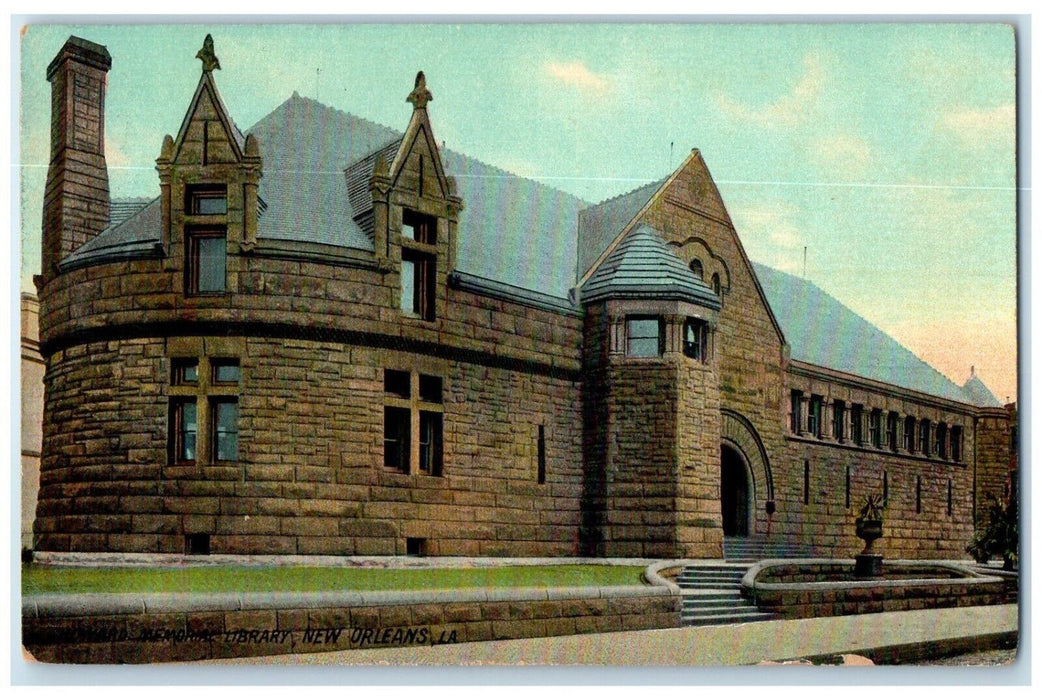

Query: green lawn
[22,564,646,595]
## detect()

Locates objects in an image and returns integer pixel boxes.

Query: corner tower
[580,225,723,558]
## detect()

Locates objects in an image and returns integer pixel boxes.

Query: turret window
[626,317,664,358]
[683,318,709,362]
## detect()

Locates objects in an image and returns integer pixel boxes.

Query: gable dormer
[356,72,462,321]
[155,35,262,296]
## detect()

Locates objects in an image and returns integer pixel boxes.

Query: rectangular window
[803,460,810,505]
[383,406,411,472]
[170,398,198,464]
[904,416,916,452]
[832,400,846,441]
[887,412,898,451]
[172,358,199,385]
[850,404,863,444]
[951,426,962,462]
[212,359,241,384]
[916,475,922,514]
[947,479,953,516]
[808,395,823,438]
[384,369,411,398]
[683,318,708,362]
[883,470,889,505]
[845,465,851,508]
[537,425,546,484]
[869,409,882,448]
[790,390,804,434]
[401,250,435,320]
[211,398,239,462]
[402,210,437,244]
[626,317,663,358]
[936,423,948,459]
[419,375,443,404]
[918,419,931,456]
[187,229,227,294]
[186,184,228,215]
[418,411,443,476]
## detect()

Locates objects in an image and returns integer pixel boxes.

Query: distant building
[32,35,1016,559]
[22,293,44,552]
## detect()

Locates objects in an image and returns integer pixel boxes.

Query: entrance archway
[720,444,752,536]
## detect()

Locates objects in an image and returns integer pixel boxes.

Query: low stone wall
[741,559,1014,620]
[23,585,679,664]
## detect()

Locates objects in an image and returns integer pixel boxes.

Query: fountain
[854,494,884,578]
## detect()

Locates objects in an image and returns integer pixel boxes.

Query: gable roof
[752,262,975,404]
[582,225,720,308]
[577,179,664,283]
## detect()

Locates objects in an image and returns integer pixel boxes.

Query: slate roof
[345,138,403,238]
[576,179,664,282]
[581,225,721,308]
[962,372,1002,408]
[52,87,999,408]
[752,262,985,405]
[62,196,162,269]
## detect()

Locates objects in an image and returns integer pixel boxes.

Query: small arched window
[689,258,704,280]
[711,272,721,296]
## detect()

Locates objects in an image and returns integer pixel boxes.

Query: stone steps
[723,536,816,563]
[677,563,775,627]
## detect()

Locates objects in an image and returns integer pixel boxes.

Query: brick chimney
[41,36,112,279]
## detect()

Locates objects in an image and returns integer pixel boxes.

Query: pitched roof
[62,197,162,269]
[345,138,402,238]
[752,262,974,404]
[576,179,664,282]
[962,371,1002,407]
[581,225,721,308]
[64,93,587,299]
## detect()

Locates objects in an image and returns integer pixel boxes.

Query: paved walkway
[193,604,1017,666]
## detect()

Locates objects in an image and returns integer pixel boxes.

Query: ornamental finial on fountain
[407,71,432,110]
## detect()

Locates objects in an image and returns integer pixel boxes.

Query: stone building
[32,35,1016,560]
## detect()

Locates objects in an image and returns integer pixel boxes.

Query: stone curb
[739,558,1004,595]
[23,585,675,619]
[32,552,659,569]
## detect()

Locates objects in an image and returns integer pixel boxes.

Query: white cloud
[730,200,807,272]
[714,54,825,128]
[542,60,610,94]
[939,103,1015,150]
[810,133,873,179]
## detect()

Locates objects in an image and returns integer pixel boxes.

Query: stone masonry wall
[35,242,585,555]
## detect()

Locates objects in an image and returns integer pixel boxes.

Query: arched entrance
[720,444,752,536]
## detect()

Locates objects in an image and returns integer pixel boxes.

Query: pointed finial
[407,71,432,110]
[196,34,221,73]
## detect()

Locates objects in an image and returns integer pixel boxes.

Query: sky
[15,22,1018,403]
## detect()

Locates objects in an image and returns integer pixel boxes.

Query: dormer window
[186,228,227,294]
[186,184,227,215]
[402,209,436,244]
[401,249,435,320]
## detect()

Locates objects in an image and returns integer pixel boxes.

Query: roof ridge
[583,177,664,211]
[441,147,592,206]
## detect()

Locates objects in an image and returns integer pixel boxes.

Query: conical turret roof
[580,225,720,308]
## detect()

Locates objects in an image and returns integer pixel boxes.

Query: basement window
[185,533,211,555]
